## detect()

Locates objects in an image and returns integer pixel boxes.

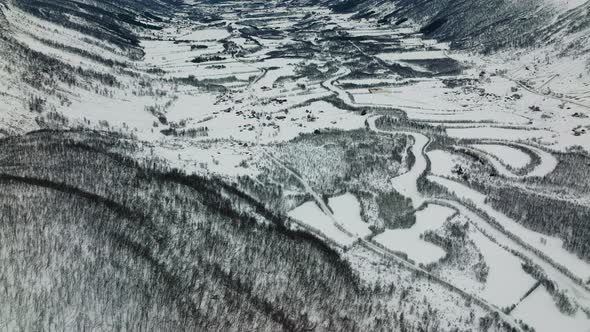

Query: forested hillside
[0,130,484,331]
[318,0,589,51]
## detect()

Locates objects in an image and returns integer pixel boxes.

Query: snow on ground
[427,149,462,177]
[433,195,590,327]
[65,92,162,141]
[390,132,429,208]
[376,50,447,61]
[141,39,224,64]
[253,58,300,89]
[447,127,556,144]
[150,140,256,177]
[428,176,590,282]
[338,77,402,86]
[328,193,372,238]
[374,204,454,265]
[460,145,526,178]
[5,5,128,63]
[469,230,535,308]
[548,0,589,10]
[165,92,225,122]
[512,285,590,332]
[469,144,531,169]
[141,27,260,80]
[343,246,499,332]
[516,143,559,178]
[350,80,469,111]
[407,110,531,125]
[257,101,365,143]
[473,59,590,153]
[288,201,355,246]
[179,28,230,41]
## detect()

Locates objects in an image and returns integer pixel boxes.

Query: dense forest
[0,130,466,331]
[483,151,590,263]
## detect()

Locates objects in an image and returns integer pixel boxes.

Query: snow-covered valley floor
[1,0,590,330]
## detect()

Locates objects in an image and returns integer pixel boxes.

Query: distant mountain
[311,0,590,53]
[0,0,178,135]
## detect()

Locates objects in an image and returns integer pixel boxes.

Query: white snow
[407,110,531,125]
[447,127,556,144]
[373,204,454,265]
[427,149,462,177]
[436,195,590,317]
[376,50,447,61]
[469,230,536,308]
[459,142,558,178]
[512,285,590,332]
[390,133,429,208]
[469,144,531,169]
[546,0,588,11]
[328,193,372,238]
[180,28,231,41]
[517,143,559,178]
[288,201,355,246]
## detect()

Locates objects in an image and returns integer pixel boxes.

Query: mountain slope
[0,0,182,130]
[0,130,508,331]
[320,0,589,52]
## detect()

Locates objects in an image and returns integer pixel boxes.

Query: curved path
[458,141,558,179]
[367,116,429,209]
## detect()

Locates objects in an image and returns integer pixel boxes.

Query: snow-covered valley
[1,0,590,331]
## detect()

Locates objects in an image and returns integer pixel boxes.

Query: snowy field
[427,150,463,178]
[374,204,454,265]
[328,193,372,238]
[376,50,447,61]
[469,230,535,308]
[469,144,531,169]
[288,201,355,247]
[447,127,555,143]
[512,285,590,332]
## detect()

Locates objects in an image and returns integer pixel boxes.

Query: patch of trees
[377,191,416,229]
[33,35,129,68]
[190,55,226,63]
[143,11,163,22]
[35,111,69,129]
[171,75,227,93]
[160,126,208,138]
[117,13,162,30]
[27,95,46,112]
[404,58,463,76]
[375,115,447,136]
[330,0,362,13]
[420,18,448,34]
[190,44,209,50]
[521,262,578,316]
